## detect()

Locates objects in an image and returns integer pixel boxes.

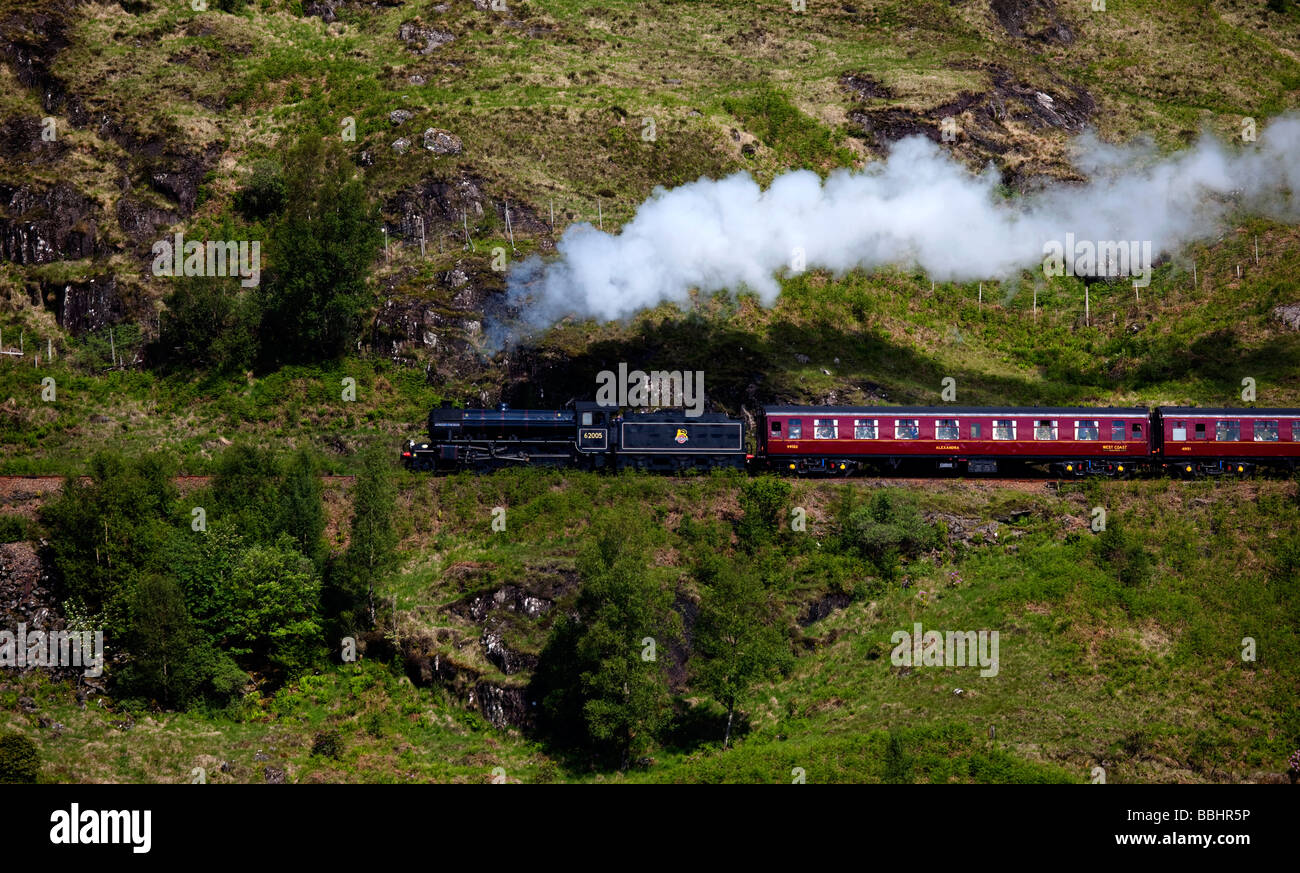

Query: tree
[155,276,259,373]
[41,452,178,634]
[280,447,325,566]
[692,552,792,748]
[215,536,322,677]
[338,445,398,629]
[235,158,286,221]
[120,575,197,707]
[258,134,381,365]
[117,574,245,709]
[537,516,679,769]
[736,476,791,552]
[210,443,283,545]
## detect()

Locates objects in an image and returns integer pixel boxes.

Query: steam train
[401,401,1300,477]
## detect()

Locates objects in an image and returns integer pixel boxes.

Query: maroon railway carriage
[761,405,1153,476]
[1155,407,1300,474]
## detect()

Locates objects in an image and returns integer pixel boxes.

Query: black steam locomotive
[403,401,1300,477]
[400,401,747,473]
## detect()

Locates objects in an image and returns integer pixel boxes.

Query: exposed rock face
[453,583,558,622]
[0,183,101,264]
[392,564,582,730]
[398,21,455,54]
[422,128,463,155]
[840,73,894,101]
[0,116,68,165]
[1273,303,1300,331]
[846,63,1095,188]
[32,275,124,336]
[115,195,181,245]
[392,137,411,154]
[798,592,853,627]
[387,173,550,250]
[990,0,1075,45]
[471,682,532,730]
[370,263,501,368]
[390,109,413,125]
[481,629,538,675]
[0,541,92,683]
[305,0,407,22]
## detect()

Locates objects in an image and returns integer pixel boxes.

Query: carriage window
[1131,422,1143,439]
[895,419,920,440]
[1171,421,1187,441]
[770,420,782,435]
[814,419,839,439]
[993,420,1015,440]
[936,419,959,440]
[970,422,982,438]
[788,419,802,439]
[853,419,877,439]
[1254,420,1279,442]
[1194,423,1206,439]
[1034,420,1058,440]
[1075,420,1100,440]
[1111,420,1125,441]
[1216,420,1239,441]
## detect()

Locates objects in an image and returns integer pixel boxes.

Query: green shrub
[0,515,28,543]
[736,476,791,551]
[235,158,286,221]
[1096,518,1152,588]
[0,734,39,784]
[837,489,941,580]
[311,729,342,759]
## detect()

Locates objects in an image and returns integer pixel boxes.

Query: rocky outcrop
[0,541,94,683]
[481,629,537,675]
[398,21,455,54]
[422,128,463,155]
[1273,303,1300,331]
[392,564,583,729]
[370,261,510,367]
[32,275,124,336]
[990,0,1075,46]
[0,183,101,264]
[846,63,1095,188]
[471,682,532,730]
[386,173,551,248]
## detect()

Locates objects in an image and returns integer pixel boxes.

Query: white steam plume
[498,115,1300,343]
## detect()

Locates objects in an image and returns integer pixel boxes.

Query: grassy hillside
[3,470,1296,783]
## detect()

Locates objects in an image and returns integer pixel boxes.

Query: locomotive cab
[575,401,611,457]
